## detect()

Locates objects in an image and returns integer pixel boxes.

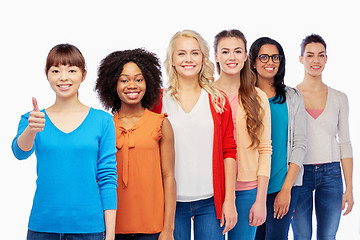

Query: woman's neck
[177,76,202,93]
[118,103,145,118]
[299,72,325,91]
[215,72,240,95]
[49,96,87,112]
[256,75,275,98]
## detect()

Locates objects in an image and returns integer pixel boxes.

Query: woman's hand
[28,97,45,133]
[249,200,266,226]
[220,199,237,235]
[17,97,45,152]
[273,189,291,219]
[342,189,354,216]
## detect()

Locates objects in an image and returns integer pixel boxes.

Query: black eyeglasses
[257,54,283,63]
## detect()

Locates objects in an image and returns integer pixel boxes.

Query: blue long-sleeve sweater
[12,108,117,233]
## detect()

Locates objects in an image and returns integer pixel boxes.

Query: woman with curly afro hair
[95,48,176,240]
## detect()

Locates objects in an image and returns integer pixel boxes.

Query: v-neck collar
[176,88,206,115]
[44,108,91,135]
[306,86,329,121]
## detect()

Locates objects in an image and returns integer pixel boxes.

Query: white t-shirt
[162,89,214,201]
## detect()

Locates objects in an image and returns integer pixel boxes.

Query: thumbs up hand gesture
[28,97,45,133]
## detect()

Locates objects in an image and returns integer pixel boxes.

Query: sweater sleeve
[337,92,353,159]
[257,90,272,177]
[289,90,307,167]
[11,112,35,160]
[97,114,118,210]
[150,89,164,114]
[221,98,237,160]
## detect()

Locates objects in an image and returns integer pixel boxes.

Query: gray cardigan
[303,87,352,164]
[285,86,307,186]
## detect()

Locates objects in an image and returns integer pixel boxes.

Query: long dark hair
[249,37,286,103]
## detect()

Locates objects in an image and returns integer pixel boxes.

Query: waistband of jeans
[304,161,340,171]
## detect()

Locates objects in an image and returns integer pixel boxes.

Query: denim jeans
[291,162,343,240]
[115,233,160,240]
[255,186,300,240]
[228,188,257,240]
[173,197,224,240]
[27,229,105,240]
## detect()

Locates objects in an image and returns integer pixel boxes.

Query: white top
[303,87,353,164]
[162,89,214,201]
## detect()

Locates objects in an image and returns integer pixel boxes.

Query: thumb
[249,211,254,223]
[32,97,40,112]
[220,214,225,227]
[341,197,346,210]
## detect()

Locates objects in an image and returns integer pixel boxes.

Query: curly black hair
[95,48,162,114]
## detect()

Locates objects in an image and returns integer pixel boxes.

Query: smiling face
[253,44,280,81]
[300,42,327,78]
[215,37,247,76]
[172,37,203,80]
[47,64,86,99]
[117,62,146,107]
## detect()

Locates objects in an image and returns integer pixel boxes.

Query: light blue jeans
[27,230,105,240]
[291,162,343,240]
[173,197,224,240]
[228,188,257,240]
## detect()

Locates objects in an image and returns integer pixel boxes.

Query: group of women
[12,29,353,240]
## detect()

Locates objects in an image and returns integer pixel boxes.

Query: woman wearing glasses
[249,37,307,240]
[291,34,353,240]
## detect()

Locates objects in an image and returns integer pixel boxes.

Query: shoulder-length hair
[95,48,162,114]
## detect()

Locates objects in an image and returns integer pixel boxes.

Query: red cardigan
[152,91,236,219]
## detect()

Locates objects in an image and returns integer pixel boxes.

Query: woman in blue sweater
[11,44,118,240]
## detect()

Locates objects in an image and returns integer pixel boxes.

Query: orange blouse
[114,109,166,234]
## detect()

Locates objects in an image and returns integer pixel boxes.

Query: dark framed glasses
[257,54,283,63]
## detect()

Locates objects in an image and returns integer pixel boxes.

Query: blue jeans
[291,162,343,240]
[174,197,224,240]
[115,233,160,240]
[27,230,105,240]
[255,186,300,240]
[228,188,257,240]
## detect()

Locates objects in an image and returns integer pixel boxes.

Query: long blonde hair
[164,29,226,113]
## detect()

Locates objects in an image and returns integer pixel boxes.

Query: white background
[1,0,359,239]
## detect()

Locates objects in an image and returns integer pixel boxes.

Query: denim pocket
[327,164,342,179]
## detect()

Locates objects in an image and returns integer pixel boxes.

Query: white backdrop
[1,0,359,239]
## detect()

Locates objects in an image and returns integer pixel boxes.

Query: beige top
[235,87,272,181]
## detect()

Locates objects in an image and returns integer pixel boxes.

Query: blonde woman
[153,29,237,240]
